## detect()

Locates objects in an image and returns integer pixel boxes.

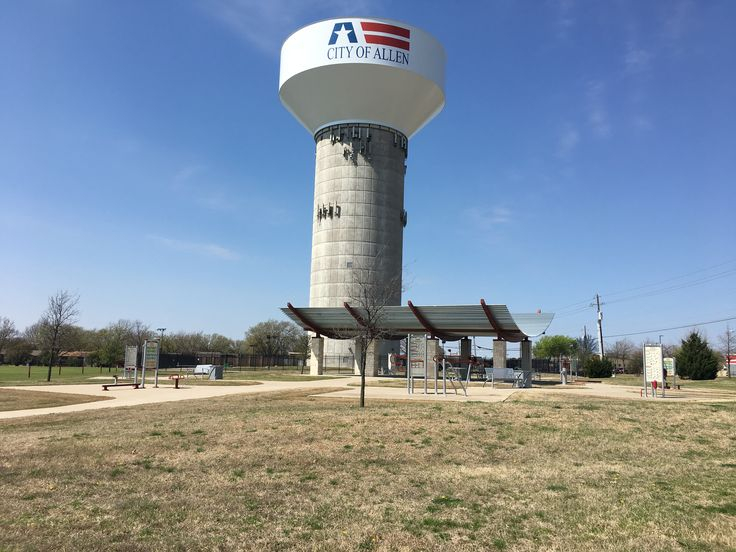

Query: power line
[554,305,594,318]
[603,267,736,306]
[548,258,736,315]
[604,315,736,339]
[603,258,736,299]
[551,297,595,313]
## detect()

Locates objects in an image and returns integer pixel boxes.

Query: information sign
[141,340,160,389]
[124,346,138,369]
[144,341,159,370]
[663,357,675,377]
[124,345,138,381]
[644,344,664,384]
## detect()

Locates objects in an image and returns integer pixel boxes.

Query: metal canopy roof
[281,300,554,342]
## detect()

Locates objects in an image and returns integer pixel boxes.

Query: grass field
[0,389,112,412]
[0,364,121,386]
[1,388,735,551]
[0,365,341,387]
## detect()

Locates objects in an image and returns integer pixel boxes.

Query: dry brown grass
[0,389,111,412]
[1,389,735,551]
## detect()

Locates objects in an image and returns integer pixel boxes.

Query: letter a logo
[328,22,357,45]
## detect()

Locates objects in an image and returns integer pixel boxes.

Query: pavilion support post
[520,339,532,388]
[310,336,324,376]
[460,338,471,364]
[427,338,440,393]
[493,339,507,370]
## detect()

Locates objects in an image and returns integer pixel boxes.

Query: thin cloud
[171,165,240,212]
[549,0,575,39]
[198,192,239,212]
[662,0,694,43]
[149,235,240,261]
[173,164,205,185]
[202,0,380,54]
[557,124,579,158]
[624,41,653,74]
[465,206,513,231]
[586,80,611,138]
[632,115,654,132]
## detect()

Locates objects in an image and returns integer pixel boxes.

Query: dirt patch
[0,389,112,412]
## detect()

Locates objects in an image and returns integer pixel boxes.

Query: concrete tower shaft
[279,18,445,370]
[310,123,407,356]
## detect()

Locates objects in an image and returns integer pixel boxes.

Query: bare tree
[345,257,401,408]
[38,291,80,382]
[626,344,645,375]
[130,320,152,353]
[718,326,736,377]
[609,339,635,372]
[0,317,17,362]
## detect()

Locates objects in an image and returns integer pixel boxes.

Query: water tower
[279,17,445,368]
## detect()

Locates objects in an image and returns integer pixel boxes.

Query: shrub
[583,357,614,378]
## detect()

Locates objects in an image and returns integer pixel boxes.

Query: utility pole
[595,294,605,361]
[728,325,732,379]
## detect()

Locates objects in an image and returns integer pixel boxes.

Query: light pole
[266,334,274,369]
[155,327,166,388]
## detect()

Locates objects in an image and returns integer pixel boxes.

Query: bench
[102,383,140,391]
[169,375,182,389]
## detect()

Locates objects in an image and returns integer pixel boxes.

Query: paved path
[2,378,734,420]
[0,377,356,420]
[314,381,736,403]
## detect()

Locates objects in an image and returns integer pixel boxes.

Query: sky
[1,0,735,352]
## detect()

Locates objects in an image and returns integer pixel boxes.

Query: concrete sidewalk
[315,380,736,403]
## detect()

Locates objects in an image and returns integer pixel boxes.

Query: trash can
[209,365,224,380]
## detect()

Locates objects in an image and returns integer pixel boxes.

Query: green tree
[95,320,139,367]
[676,332,719,380]
[583,356,614,378]
[207,333,237,353]
[534,335,576,370]
[574,334,598,367]
[243,320,304,356]
[4,336,33,365]
[162,332,210,354]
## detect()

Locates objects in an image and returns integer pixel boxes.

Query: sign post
[663,357,676,390]
[141,339,160,389]
[644,344,664,398]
